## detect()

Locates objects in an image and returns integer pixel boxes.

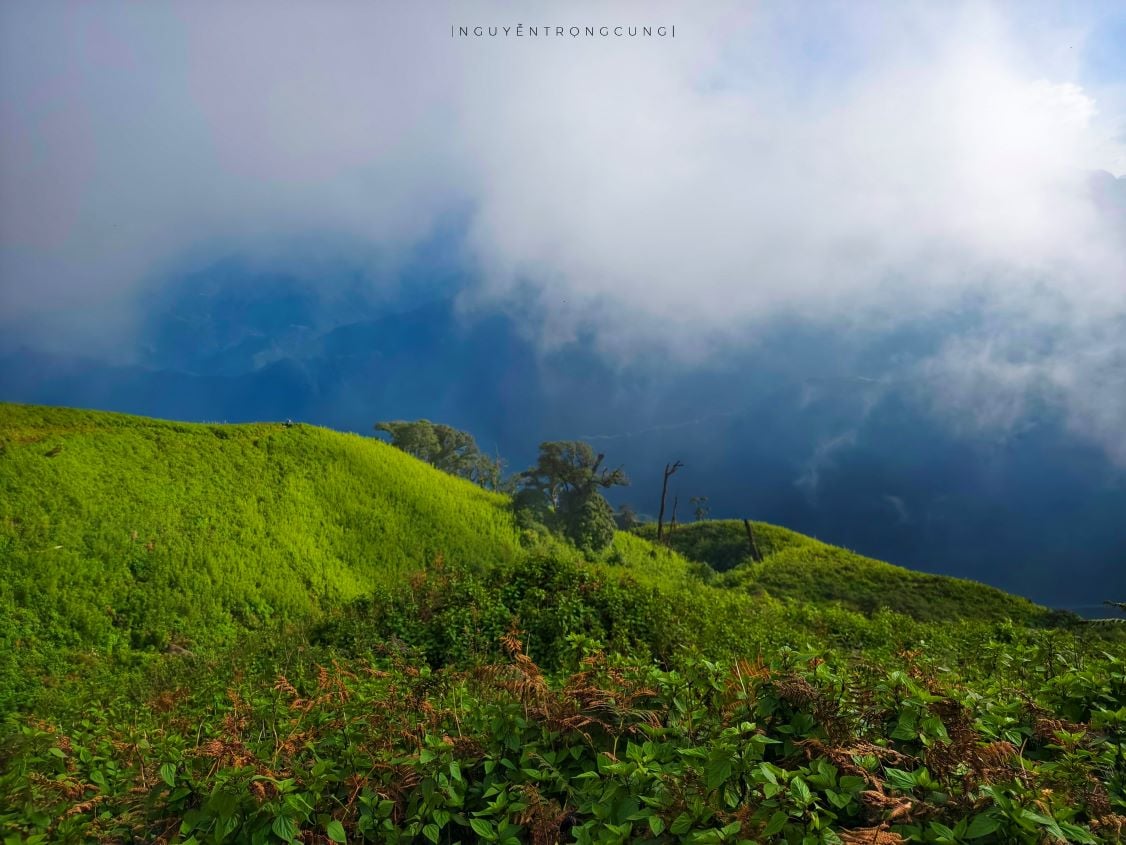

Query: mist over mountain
[3,256,1122,610]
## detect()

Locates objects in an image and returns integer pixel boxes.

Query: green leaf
[272,816,297,842]
[649,815,666,835]
[964,813,1001,839]
[470,818,496,840]
[929,821,956,843]
[884,768,916,792]
[325,820,348,844]
[921,716,949,741]
[890,714,917,741]
[671,813,694,835]
[790,776,812,805]
[160,763,176,788]
[763,811,788,836]
[705,753,733,790]
[422,822,439,843]
[1056,822,1098,844]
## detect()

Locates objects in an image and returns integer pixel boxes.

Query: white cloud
[1,0,1124,457]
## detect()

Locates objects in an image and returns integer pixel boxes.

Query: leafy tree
[690,495,710,522]
[517,441,628,552]
[614,503,640,531]
[519,441,628,507]
[375,419,504,489]
[560,489,617,553]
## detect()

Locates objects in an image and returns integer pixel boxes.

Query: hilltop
[0,403,521,654]
[634,521,1051,624]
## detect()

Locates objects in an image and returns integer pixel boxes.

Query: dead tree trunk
[743,518,764,562]
[656,460,683,543]
[667,495,679,545]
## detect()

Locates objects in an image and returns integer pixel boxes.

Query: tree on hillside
[375,419,505,490]
[517,441,628,552]
[520,441,628,507]
[614,503,639,531]
[656,460,683,543]
[690,496,709,522]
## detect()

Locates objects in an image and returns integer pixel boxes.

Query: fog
[1,0,1124,460]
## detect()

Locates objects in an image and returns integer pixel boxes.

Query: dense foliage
[515,442,628,554]
[1,404,1123,843]
[374,420,505,490]
[4,572,1124,844]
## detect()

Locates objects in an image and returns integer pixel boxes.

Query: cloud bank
[1,1,1124,457]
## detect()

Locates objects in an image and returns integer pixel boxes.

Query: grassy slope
[0,402,1060,666]
[634,519,1051,624]
[0,403,521,657]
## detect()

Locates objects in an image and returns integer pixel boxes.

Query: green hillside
[0,403,521,661]
[634,521,1051,624]
[2,403,1123,844]
[2,404,1052,659]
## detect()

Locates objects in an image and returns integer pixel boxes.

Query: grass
[635,520,1054,624]
[0,403,520,703]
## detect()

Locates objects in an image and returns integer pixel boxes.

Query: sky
[1,0,1125,466]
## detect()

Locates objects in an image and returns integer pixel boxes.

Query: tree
[375,419,439,461]
[656,460,683,543]
[517,441,628,552]
[560,488,617,553]
[690,496,709,522]
[520,441,628,506]
[375,419,505,490]
[743,518,764,563]
[614,503,639,531]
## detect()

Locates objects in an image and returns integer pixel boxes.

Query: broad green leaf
[884,768,916,792]
[1056,822,1098,844]
[790,776,812,805]
[470,818,496,839]
[272,816,297,842]
[764,811,788,836]
[965,813,1001,839]
[671,813,694,835]
[326,820,348,844]
[705,753,733,790]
